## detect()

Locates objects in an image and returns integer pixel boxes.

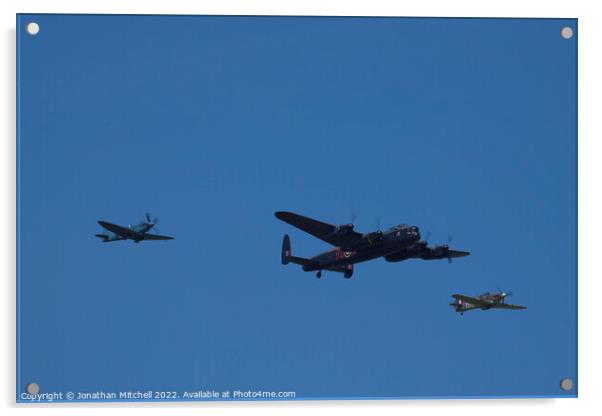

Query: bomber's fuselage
[302,226,420,271]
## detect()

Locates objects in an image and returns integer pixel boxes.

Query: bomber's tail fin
[280,234,319,270]
[281,234,291,265]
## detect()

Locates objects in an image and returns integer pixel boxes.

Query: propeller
[361,216,383,244]
[444,236,453,263]
[145,212,159,225]
[375,216,383,236]
[495,286,513,296]
[495,286,513,303]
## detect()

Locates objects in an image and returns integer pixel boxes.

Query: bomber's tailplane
[281,234,318,269]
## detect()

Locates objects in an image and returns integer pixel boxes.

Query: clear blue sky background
[18,15,577,400]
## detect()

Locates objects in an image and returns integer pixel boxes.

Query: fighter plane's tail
[94,233,109,242]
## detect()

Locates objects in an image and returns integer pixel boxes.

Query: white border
[2,1,599,416]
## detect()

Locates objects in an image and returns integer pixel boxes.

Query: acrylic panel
[16,14,577,402]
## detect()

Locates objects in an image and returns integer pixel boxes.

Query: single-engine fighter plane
[275,211,470,278]
[95,213,174,243]
[450,291,526,315]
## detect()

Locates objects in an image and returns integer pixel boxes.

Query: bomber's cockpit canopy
[390,224,408,231]
[390,224,419,233]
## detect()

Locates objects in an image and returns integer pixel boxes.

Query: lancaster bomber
[95,213,174,243]
[450,291,527,315]
[275,211,469,278]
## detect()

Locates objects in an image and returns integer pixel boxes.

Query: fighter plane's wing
[98,221,141,239]
[451,294,490,307]
[143,233,174,241]
[495,303,527,310]
[274,211,363,248]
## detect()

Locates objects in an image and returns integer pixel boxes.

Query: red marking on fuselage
[335,249,356,260]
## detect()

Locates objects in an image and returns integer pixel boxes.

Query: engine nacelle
[433,245,449,258]
[363,230,383,243]
[384,251,409,262]
[333,223,354,235]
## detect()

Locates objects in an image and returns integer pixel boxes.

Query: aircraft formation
[94,210,526,314]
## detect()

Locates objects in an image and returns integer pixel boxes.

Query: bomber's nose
[410,226,419,233]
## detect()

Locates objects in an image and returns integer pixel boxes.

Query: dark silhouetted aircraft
[275,211,469,278]
[450,291,526,315]
[95,213,174,243]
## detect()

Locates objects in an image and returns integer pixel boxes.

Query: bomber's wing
[418,246,471,261]
[98,221,141,239]
[495,303,527,310]
[448,250,470,258]
[452,294,490,308]
[274,211,363,249]
[143,233,174,241]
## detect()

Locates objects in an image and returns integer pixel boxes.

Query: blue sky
[17,15,577,400]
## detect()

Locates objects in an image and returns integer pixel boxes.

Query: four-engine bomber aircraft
[450,291,527,315]
[275,211,470,278]
[95,213,174,243]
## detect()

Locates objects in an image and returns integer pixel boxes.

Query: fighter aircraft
[95,213,174,243]
[275,211,469,278]
[450,291,526,315]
